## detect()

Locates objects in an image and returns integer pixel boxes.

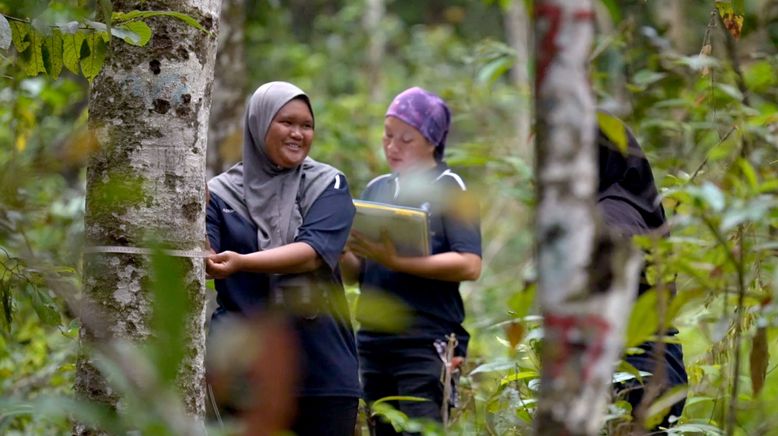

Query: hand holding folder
[350,200,430,257]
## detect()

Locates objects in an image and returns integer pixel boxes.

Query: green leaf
[62,31,85,74]
[507,283,536,319]
[10,20,30,52]
[631,70,667,88]
[699,182,725,212]
[113,10,207,33]
[80,31,106,82]
[736,158,758,190]
[28,286,61,327]
[470,359,517,374]
[499,370,538,386]
[114,21,152,46]
[667,423,724,435]
[477,56,512,86]
[372,396,428,407]
[598,0,621,22]
[720,196,775,231]
[625,290,659,348]
[21,27,46,76]
[644,385,688,430]
[43,29,63,79]
[0,14,11,50]
[597,112,629,154]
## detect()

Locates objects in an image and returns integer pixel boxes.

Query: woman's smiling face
[264,98,314,168]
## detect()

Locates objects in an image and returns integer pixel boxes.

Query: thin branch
[689,125,737,182]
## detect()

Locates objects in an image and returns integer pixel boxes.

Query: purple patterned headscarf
[385,87,451,162]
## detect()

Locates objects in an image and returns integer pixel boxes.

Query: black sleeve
[295,175,356,271]
[206,194,223,253]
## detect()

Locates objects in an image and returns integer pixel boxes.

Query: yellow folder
[352,199,430,257]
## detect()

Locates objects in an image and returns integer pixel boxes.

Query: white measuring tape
[84,245,212,259]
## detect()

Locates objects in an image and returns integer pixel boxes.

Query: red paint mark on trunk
[535,4,595,89]
[545,313,611,382]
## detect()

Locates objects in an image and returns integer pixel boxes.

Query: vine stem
[700,214,746,436]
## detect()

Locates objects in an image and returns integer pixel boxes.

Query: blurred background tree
[1,0,778,434]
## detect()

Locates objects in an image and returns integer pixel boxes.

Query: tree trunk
[363,0,386,104]
[76,0,221,432]
[207,0,246,177]
[503,0,532,158]
[533,1,641,435]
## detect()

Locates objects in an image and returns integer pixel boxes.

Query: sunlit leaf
[499,370,538,386]
[372,395,428,407]
[81,31,106,81]
[644,385,688,430]
[9,20,30,52]
[626,290,659,348]
[667,422,724,435]
[470,359,517,375]
[21,27,46,77]
[62,31,85,74]
[597,112,628,154]
[507,283,535,319]
[113,10,207,33]
[113,21,152,46]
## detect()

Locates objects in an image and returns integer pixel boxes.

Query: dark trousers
[623,340,688,429]
[290,396,359,436]
[360,342,448,435]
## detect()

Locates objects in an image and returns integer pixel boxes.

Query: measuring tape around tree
[83,245,213,259]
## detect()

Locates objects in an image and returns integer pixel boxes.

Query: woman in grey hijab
[205,81,359,435]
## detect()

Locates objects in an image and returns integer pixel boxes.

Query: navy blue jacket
[356,162,481,356]
[206,177,360,397]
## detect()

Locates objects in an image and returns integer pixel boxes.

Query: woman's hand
[348,230,398,269]
[206,251,244,279]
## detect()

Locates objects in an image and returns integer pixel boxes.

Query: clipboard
[352,199,430,257]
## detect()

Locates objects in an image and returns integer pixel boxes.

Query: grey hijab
[208,81,340,250]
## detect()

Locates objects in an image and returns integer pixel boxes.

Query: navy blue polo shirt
[356,162,482,355]
[206,176,360,398]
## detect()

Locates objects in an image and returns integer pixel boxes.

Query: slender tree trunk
[654,0,687,52]
[76,0,221,432]
[363,0,386,104]
[207,0,246,177]
[533,2,641,435]
[504,0,532,158]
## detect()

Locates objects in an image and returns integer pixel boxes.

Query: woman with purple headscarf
[341,87,482,433]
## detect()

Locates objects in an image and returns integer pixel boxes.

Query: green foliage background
[1,0,778,434]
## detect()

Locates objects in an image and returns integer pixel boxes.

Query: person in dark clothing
[341,87,482,435]
[597,120,687,428]
[206,81,360,436]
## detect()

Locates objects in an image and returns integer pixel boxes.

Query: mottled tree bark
[76,0,221,433]
[207,0,246,177]
[533,1,641,435]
